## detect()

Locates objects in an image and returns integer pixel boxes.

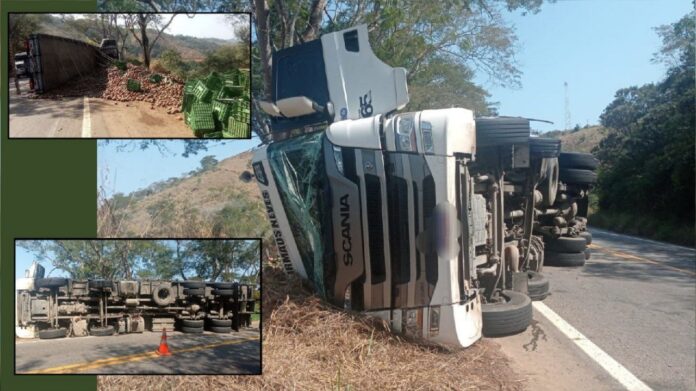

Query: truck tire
[88,279,113,291]
[539,158,559,206]
[39,327,68,339]
[35,278,68,289]
[545,250,585,267]
[559,152,598,170]
[182,326,204,334]
[529,137,561,158]
[210,326,231,333]
[181,319,204,328]
[152,286,175,306]
[527,271,550,301]
[209,318,232,327]
[545,236,586,253]
[184,288,205,296]
[559,168,597,185]
[212,289,236,297]
[209,282,235,289]
[482,290,532,337]
[181,281,206,289]
[584,248,591,260]
[475,117,530,147]
[90,325,115,337]
[579,231,592,244]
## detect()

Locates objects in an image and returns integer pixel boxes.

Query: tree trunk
[254,0,272,100]
[139,16,151,68]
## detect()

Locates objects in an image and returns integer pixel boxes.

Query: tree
[594,10,695,226]
[126,13,178,68]
[199,155,219,172]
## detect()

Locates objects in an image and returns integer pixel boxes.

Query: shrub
[126,79,141,92]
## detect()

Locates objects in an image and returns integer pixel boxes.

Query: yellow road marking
[589,244,696,277]
[24,336,259,374]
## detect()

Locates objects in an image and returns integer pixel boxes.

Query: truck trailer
[16,261,256,339]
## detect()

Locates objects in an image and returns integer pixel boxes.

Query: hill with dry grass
[543,125,609,153]
[99,150,269,239]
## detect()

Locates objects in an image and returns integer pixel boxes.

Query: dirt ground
[98,263,525,391]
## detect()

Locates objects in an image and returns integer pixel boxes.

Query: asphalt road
[496,228,695,391]
[16,327,260,374]
[8,78,192,138]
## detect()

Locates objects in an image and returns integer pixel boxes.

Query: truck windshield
[266,131,331,296]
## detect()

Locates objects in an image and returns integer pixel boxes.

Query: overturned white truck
[16,261,256,339]
[249,25,595,347]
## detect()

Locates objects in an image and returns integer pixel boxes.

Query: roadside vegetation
[589,11,695,247]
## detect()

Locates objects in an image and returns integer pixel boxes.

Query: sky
[15,244,69,280]
[475,0,693,132]
[167,13,249,41]
[98,139,258,196]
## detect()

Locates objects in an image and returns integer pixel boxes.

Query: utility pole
[564,81,571,131]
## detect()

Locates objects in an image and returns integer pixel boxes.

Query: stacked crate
[182,71,251,138]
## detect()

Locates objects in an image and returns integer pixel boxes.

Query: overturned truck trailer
[16,262,256,339]
[26,33,104,93]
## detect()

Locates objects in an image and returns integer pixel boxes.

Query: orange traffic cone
[155,327,172,356]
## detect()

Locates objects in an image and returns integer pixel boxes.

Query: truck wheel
[482,290,533,337]
[545,250,585,267]
[210,326,231,333]
[559,152,599,170]
[184,288,205,296]
[579,231,592,244]
[88,279,113,291]
[545,236,586,253]
[152,286,175,306]
[538,158,559,207]
[584,248,591,260]
[529,137,561,158]
[181,319,204,328]
[527,271,550,301]
[90,325,115,337]
[475,117,531,146]
[181,326,204,334]
[35,278,68,289]
[209,282,235,289]
[559,168,597,185]
[209,318,232,327]
[212,289,236,297]
[181,281,206,289]
[39,327,67,339]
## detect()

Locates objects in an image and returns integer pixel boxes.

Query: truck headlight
[333,145,344,174]
[252,162,267,185]
[395,115,417,152]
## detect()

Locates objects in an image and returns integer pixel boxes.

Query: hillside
[543,125,609,153]
[34,14,234,62]
[99,150,270,239]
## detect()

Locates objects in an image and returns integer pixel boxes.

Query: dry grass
[99,261,524,391]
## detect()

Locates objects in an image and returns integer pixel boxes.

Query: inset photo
[8,13,250,139]
[15,238,261,375]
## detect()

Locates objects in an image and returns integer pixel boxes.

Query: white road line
[81,96,91,138]
[533,301,653,391]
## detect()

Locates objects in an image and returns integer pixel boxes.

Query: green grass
[589,210,695,247]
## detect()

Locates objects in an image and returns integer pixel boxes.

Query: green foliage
[18,239,260,281]
[589,211,694,247]
[114,60,128,71]
[594,11,695,231]
[126,78,142,92]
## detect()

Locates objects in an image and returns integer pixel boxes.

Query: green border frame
[1,1,97,390]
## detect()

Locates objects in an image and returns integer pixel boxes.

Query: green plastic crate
[149,73,163,83]
[188,102,215,132]
[203,131,224,138]
[225,118,250,138]
[218,85,244,99]
[212,101,232,130]
[192,80,212,103]
[205,72,224,92]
